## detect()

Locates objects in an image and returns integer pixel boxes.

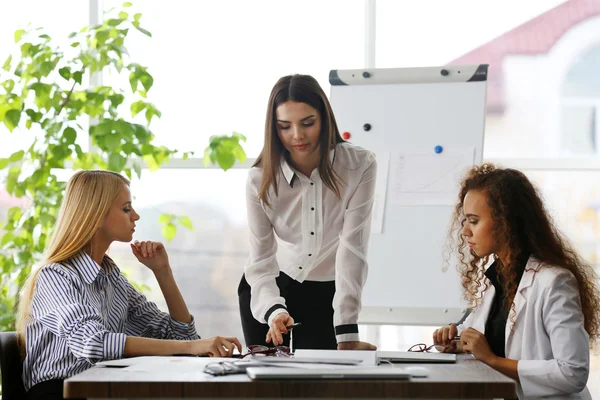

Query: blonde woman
[17,170,241,400]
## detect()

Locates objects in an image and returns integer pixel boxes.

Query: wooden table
[64,354,518,399]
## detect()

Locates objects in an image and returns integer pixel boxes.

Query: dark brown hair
[447,163,600,345]
[254,74,344,207]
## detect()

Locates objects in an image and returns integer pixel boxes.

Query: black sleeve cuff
[335,324,359,335]
[264,304,287,323]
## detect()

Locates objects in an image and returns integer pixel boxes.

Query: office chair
[0,331,26,400]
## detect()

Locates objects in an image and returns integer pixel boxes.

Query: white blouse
[244,142,377,343]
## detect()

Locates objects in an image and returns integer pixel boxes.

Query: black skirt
[238,272,337,350]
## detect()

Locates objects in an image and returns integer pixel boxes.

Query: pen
[286,322,301,330]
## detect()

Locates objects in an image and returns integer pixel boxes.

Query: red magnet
[342,132,351,140]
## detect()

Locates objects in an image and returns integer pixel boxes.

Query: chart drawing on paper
[389,148,475,206]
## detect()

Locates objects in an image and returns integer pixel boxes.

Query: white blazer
[458,256,591,399]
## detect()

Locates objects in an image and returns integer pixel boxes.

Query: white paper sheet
[389,148,475,206]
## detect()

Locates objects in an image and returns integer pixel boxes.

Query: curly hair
[446,163,600,346]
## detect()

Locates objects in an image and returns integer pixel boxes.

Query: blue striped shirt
[22,251,199,390]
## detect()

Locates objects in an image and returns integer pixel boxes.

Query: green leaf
[72,71,83,85]
[216,152,235,171]
[6,167,21,194]
[2,79,15,92]
[118,11,128,19]
[1,232,15,247]
[62,127,77,144]
[232,144,247,162]
[130,100,146,117]
[159,213,173,224]
[108,153,126,171]
[161,223,176,242]
[4,109,21,132]
[0,158,9,169]
[9,150,24,162]
[134,13,142,22]
[105,134,121,152]
[177,216,193,230]
[135,26,152,37]
[139,73,153,91]
[133,160,142,178]
[58,67,71,80]
[128,72,138,92]
[2,54,12,71]
[39,34,51,40]
[107,18,122,27]
[123,1,133,7]
[71,41,80,47]
[14,29,24,43]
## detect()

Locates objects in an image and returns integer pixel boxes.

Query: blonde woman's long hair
[16,170,129,350]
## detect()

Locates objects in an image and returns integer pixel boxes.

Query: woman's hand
[188,336,243,357]
[266,313,294,346]
[433,323,458,346]
[432,323,462,353]
[131,241,170,273]
[460,327,497,365]
[338,341,377,350]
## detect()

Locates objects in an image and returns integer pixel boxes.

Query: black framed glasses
[407,343,449,353]
[240,345,292,359]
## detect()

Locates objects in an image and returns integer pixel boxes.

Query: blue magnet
[434,145,443,154]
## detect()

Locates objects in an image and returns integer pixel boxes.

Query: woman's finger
[222,339,235,357]
[213,343,227,357]
[274,323,284,345]
[139,241,148,257]
[266,330,272,344]
[448,324,457,341]
[269,327,279,346]
[276,319,288,335]
[130,243,142,259]
[227,337,243,354]
[152,241,159,257]
[437,328,446,344]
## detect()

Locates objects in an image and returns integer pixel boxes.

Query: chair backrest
[0,331,26,400]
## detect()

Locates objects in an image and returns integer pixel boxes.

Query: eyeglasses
[407,343,449,353]
[203,361,243,376]
[203,346,292,376]
[240,345,292,359]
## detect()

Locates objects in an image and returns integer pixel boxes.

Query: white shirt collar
[280,146,336,187]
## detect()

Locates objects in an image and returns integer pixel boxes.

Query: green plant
[0,3,246,334]
[0,4,168,335]
[204,132,247,171]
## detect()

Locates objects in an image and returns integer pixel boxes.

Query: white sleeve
[243,172,287,324]
[517,271,589,397]
[332,153,377,342]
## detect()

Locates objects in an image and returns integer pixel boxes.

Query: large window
[2,3,600,391]
[0,1,89,157]
[103,0,365,157]
[561,44,600,155]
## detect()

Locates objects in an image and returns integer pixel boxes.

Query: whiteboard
[329,65,487,325]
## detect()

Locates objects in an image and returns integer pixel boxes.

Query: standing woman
[238,74,377,350]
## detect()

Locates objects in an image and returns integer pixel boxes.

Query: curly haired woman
[433,163,600,399]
